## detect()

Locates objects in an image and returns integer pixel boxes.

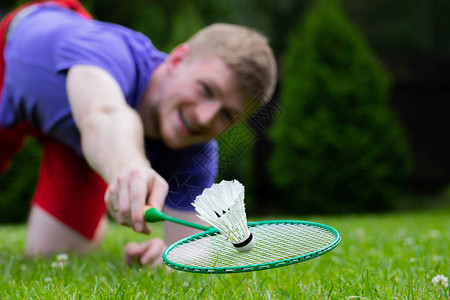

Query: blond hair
[185,23,277,106]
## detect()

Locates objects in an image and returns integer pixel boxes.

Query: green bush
[0,138,41,223]
[216,121,258,212]
[269,0,412,213]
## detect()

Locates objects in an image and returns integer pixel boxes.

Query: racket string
[166,223,337,268]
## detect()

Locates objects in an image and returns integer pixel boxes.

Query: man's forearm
[80,106,150,183]
[66,65,150,183]
[67,65,168,232]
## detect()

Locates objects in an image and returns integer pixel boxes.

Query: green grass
[1,209,449,299]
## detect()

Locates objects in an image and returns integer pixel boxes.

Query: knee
[25,207,108,257]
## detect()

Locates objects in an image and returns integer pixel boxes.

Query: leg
[163,206,207,245]
[25,140,108,256]
[25,205,107,256]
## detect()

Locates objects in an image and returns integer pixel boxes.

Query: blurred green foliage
[342,0,450,56]
[81,0,236,53]
[215,122,258,212]
[269,0,412,213]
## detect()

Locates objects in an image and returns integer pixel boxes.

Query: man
[0,0,276,266]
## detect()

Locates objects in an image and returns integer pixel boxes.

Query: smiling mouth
[179,109,198,135]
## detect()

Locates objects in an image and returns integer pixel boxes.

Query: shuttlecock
[192,180,255,253]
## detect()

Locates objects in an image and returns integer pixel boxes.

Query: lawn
[0,208,449,299]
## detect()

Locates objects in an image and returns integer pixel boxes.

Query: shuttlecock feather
[192,180,255,253]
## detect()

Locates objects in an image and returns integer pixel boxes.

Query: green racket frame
[163,221,340,274]
[145,208,341,274]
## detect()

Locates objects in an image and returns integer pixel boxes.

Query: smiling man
[0,0,276,266]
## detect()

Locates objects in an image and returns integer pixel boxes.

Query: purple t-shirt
[0,5,218,210]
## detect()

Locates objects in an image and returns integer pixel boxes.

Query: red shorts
[0,124,107,240]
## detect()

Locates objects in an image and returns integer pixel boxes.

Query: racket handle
[143,206,166,222]
[144,206,211,231]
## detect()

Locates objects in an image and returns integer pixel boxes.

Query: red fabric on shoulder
[0,0,92,87]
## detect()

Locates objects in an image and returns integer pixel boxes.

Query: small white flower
[432,255,442,263]
[44,277,52,282]
[428,229,441,239]
[432,274,449,288]
[55,253,68,268]
[51,262,58,268]
[404,237,415,246]
[396,227,407,237]
[354,228,366,239]
[56,253,68,262]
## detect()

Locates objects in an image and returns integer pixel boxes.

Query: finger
[116,175,131,226]
[124,241,155,267]
[105,182,118,215]
[147,175,169,211]
[104,182,115,208]
[124,240,153,262]
[150,255,163,268]
[140,239,165,267]
[141,223,152,235]
[148,239,166,267]
[123,242,142,266]
[129,170,148,233]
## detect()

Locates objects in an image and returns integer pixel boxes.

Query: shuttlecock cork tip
[232,232,255,253]
[193,179,255,253]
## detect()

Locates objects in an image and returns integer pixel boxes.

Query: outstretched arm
[66,65,168,234]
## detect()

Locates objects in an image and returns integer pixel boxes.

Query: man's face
[155,49,249,149]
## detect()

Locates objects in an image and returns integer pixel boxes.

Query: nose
[195,100,222,128]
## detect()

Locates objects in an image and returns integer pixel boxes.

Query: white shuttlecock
[192,179,255,253]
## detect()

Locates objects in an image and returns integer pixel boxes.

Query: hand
[105,167,169,234]
[123,238,166,267]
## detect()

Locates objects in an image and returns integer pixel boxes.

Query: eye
[200,82,213,98]
[221,109,234,122]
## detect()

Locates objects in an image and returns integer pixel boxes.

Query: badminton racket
[145,207,340,274]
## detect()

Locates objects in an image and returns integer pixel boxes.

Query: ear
[166,44,190,74]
